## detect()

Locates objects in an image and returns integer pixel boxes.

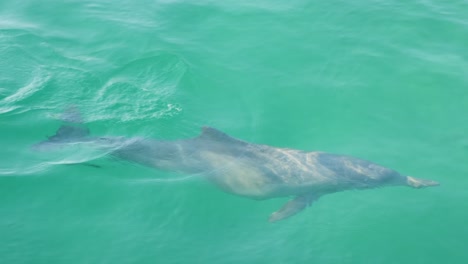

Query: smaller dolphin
[34,113,439,222]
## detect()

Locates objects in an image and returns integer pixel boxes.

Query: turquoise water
[1,0,467,263]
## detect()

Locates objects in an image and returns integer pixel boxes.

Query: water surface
[1,0,467,263]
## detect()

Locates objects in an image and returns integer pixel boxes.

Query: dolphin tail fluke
[406,176,439,189]
[48,124,90,142]
[48,105,89,142]
[60,105,85,124]
[32,106,90,151]
[269,193,319,223]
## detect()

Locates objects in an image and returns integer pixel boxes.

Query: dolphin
[33,115,439,222]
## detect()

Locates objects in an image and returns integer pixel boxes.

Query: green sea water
[1,0,468,263]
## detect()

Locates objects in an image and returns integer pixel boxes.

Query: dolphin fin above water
[33,110,440,222]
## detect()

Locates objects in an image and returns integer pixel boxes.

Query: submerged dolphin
[34,119,439,222]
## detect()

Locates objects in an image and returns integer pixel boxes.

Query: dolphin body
[34,121,439,222]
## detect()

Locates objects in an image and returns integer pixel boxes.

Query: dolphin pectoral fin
[268,194,319,223]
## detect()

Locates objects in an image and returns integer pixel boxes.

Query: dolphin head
[363,163,409,187]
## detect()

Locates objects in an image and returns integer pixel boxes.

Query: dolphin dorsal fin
[198,126,247,145]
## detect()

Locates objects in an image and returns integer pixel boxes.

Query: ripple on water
[91,53,186,123]
[0,43,51,115]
